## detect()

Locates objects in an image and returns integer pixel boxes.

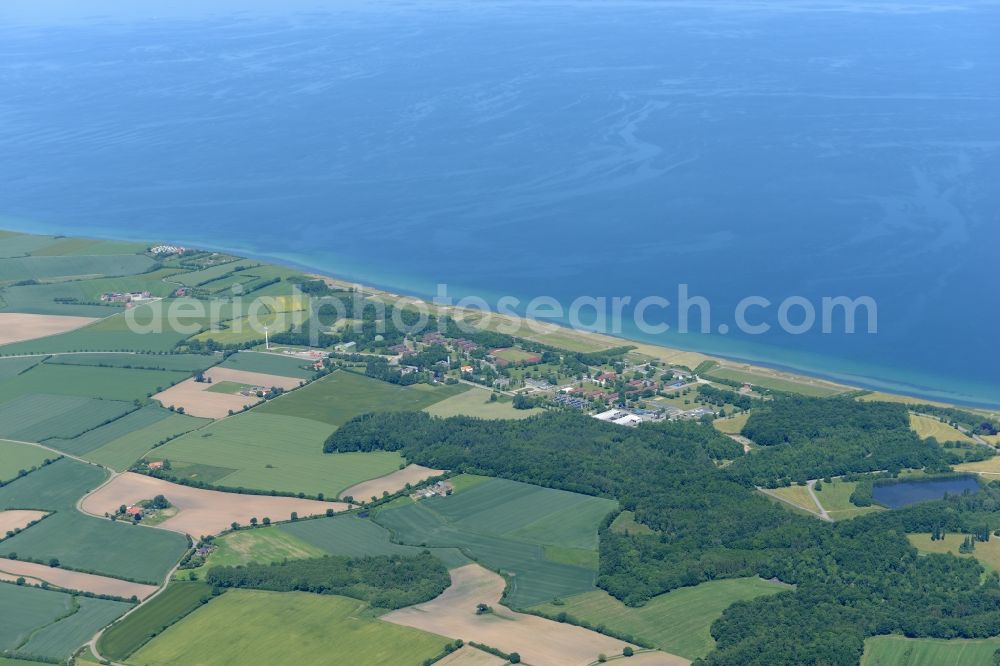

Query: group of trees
[205,552,449,609]
[325,405,1000,665]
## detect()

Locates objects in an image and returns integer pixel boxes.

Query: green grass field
[98,582,212,662]
[908,533,1000,573]
[257,370,468,427]
[0,362,189,405]
[423,386,541,419]
[0,357,43,380]
[172,259,260,287]
[863,635,1000,665]
[814,479,885,520]
[0,582,130,661]
[174,529,325,582]
[374,477,618,607]
[280,513,470,570]
[713,412,750,434]
[0,439,54,484]
[703,367,842,397]
[205,380,248,394]
[0,394,136,442]
[154,412,402,498]
[216,351,315,379]
[532,577,790,660]
[128,590,450,666]
[609,510,654,536]
[83,412,209,471]
[492,347,541,364]
[0,459,187,583]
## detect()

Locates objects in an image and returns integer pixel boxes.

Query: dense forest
[326,407,1000,665]
[205,553,449,609]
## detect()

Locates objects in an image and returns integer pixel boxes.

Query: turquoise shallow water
[1,1,998,406]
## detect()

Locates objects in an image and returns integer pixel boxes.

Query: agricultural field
[18,237,149,257]
[0,361,189,404]
[0,299,217,355]
[0,582,131,662]
[97,582,213,663]
[216,351,315,379]
[0,231,65,257]
[152,366,302,418]
[174,528,325,582]
[862,635,1000,665]
[0,254,155,283]
[0,282,122,317]
[45,352,220,372]
[0,459,187,583]
[0,558,157,600]
[383,564,683,666]
[256,370,468,427]
[0,394,135,442]
[340,464,443,502]
[908,413,975,444]
[128,590,451,666]
[703,366,843,397]
[0,356,42,379]
[172,259,259,287]
[531,577,790,660]
[0,313,100,345]
[0,439,53,484]
[192,308,307,346]
[81,473,346,537]
[83,412,208,471]
[44,405,181,457]
[280,513,470,570]
[908,533,1000,572]
[152,412,402,498]
[0,509,48,535]
[373,477,618,607]
[424,386,541,419]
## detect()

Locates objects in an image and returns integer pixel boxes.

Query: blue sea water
[0,1,998,406]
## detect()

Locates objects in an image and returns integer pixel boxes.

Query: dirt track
[0,557,157,599]
[383,564,689,666]
[80,472,348,539]
[339,464,443,501]
[0,313,98,345]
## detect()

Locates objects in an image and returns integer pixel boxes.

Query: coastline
[2,221,998,414]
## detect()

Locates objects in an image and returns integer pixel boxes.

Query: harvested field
[340,463,443,501]
[0,557,157,600]
[0,313,98,345]
[434,646,507,665]
[80,472,347,537]
[0,509,47,535]
[152,366,302,418]
[383,564,687,666]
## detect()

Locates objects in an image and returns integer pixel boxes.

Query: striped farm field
[216,351,315,379]
[98,582,213,662]
[84,412,209,471]
[908,413,975,444]
[532,577,790,660]
[44,405,177,457]
[0,362,190,404]
[45,352,220,372]
[128,590,451,666]
[0,253,155,283]
[0,394,135,442]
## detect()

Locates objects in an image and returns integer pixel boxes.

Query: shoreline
[2,223,998,413]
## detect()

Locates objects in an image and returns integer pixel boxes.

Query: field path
[806,480,832,522]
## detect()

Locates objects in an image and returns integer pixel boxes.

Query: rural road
[806,480,833,522]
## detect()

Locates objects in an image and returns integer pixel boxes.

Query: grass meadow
[863,635,1000,666]
[424,386,541,419]
[0,439,53,484]
[908,413,975,444]
[703,367,842,397]
[173,529,325,582]
[154,412,402,498]
[0,459,187,583]
[908,533,1000,573]
[257,370,468,427]
[128,590,450,666]
[532,577,790,660]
